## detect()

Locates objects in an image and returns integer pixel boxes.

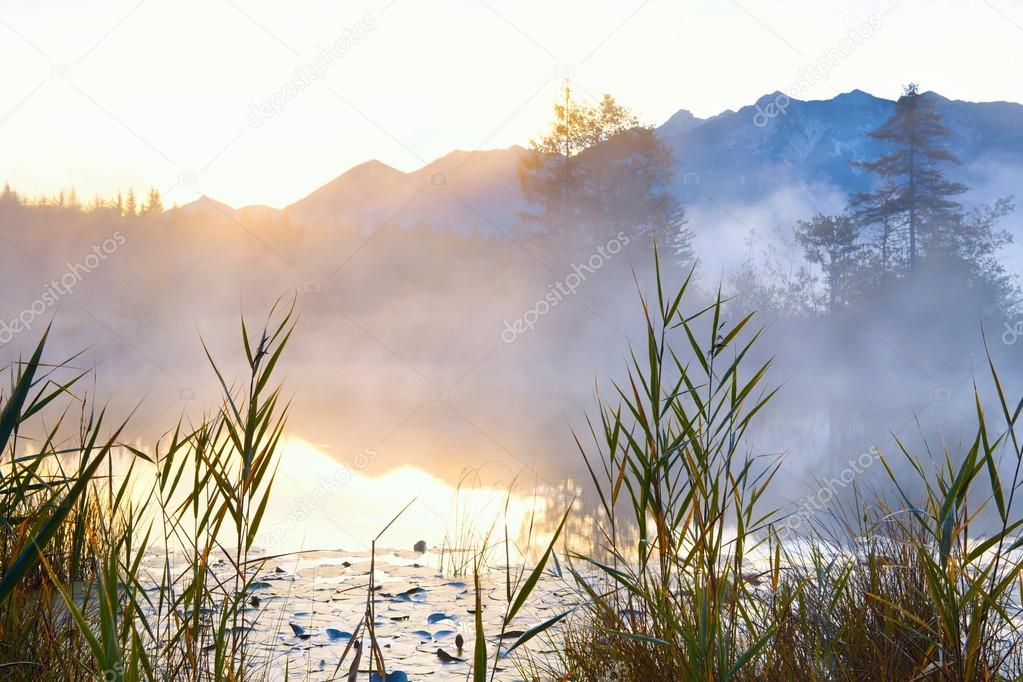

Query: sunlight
[261,436,546,555]
[4,2,1023,678]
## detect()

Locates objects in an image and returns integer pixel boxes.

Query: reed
[0,302,297,681]
[10,245,1023,681]
[550,248,1023,681]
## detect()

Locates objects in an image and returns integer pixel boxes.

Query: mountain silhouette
[179,90,1023,234]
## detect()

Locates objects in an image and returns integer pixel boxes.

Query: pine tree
[0,183,16,205]
[850,84,966,277]
[143,187,163,213]
[518,81,689,256]
[850,179,900,278]
[124,189,137,217]
[794,213,860,313]
[518,83,632,234]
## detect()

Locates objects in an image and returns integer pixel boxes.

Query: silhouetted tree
[0,183,16,205]
[124,189,137,217]
[846,84,1016,315]
[518,82,690,258]
[143,187,163,213]
[850,84,966,277]
[925,197,1016,316]
[794,213,860,314]
[850,179,900,280]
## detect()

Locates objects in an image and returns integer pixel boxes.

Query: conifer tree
[518,81,690,257]
[850,84,966,276]
[794,213,860,313]
[0,183,16,205]
[143,187,163,213]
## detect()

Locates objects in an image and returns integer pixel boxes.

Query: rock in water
[413,540,427,553]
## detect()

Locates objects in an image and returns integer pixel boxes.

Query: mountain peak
[341,159,405,180]
[835,88,881,102]
[175,194,235,215]
[660,108,705,138]
[269,89,1023,232]
[754,90,794,107]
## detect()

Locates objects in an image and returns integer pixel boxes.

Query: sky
[1,0,1022,208]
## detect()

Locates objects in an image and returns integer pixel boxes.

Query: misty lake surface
[140,548,572,680]
[133,436,571,680]
[243,436,557,557]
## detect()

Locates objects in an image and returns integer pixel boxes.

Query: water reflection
[257,437,551,557]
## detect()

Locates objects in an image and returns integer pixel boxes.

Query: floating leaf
[371,673,409,682]
[325,628,352,641]
[427,612,459,624]
[436,648,465,663]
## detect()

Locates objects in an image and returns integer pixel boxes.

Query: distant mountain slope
[283,146,528,234]
[661,89,1023,204]
[182,90,1023,233]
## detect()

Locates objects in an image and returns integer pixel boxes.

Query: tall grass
[469,479,572,682]
[553,249,1023,681]
[0,328,128,679]
[0,302,297,681]
[12,245,1023,681]
[0,307,570,682]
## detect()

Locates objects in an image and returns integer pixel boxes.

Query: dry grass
[545,250,1023,682]
[0,302,297,681]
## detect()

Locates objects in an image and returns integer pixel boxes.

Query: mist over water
[2,166,1020,529]
[10,0,1023,675]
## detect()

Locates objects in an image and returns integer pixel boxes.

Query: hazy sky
[2,0,1021,208]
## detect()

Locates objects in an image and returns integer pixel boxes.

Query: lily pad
[426,612,459,624]
[325,627,352,641]
[370,672,409,682]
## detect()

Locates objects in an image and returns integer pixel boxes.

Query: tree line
[3,81,1014,321]
[0,184,167,216]
[517,81,1017,320]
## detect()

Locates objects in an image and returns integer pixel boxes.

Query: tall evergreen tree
[124,189,137,217]
[850,84,966,276]
[143,187,163,213]
[518,82,690,258]
[851,179,900,279]
[0,183,16,205]
[794,213,860,313]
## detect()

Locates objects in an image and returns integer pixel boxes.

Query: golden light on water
[259,436,548,555]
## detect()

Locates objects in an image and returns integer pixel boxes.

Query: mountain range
[181,89,1023,234]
